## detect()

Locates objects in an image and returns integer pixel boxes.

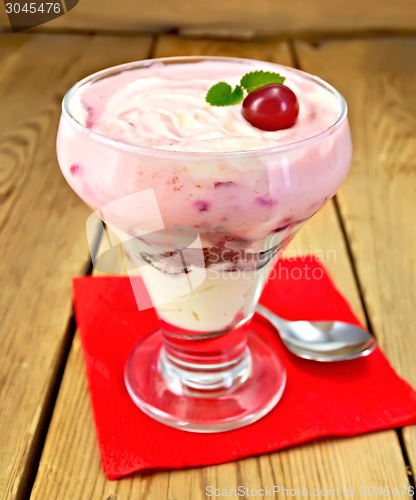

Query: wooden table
[1,24,415,500]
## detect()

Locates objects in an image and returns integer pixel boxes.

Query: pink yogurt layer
[58,59,352,245]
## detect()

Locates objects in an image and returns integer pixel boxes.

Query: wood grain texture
[295,38,416,468]
[404,426,416,479]
[30,35,410,500]
[1,0,416,35]
[154,35,292,61]
[0,33,152,500]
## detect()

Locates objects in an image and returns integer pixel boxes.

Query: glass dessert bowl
[57,56,352,432]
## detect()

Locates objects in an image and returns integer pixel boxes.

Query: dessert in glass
[57,56,352,432]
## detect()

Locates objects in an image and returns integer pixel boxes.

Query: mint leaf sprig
[206,83,244,107]
[206,71,285,107]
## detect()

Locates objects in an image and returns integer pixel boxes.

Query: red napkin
[73,256,416,479]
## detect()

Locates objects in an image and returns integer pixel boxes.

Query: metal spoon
[256,304,377,362]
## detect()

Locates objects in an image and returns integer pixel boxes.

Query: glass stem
[159,319,252,396]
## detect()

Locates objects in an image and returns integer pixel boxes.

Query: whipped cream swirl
[78,60,341,153]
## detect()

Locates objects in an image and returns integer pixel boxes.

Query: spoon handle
[256,304,287,330]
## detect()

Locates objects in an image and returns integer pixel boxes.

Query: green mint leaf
[240,71,285,94]
[206,82,244,106]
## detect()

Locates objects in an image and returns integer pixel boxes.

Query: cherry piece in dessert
[69,164,80,174]
[193,200,211,212]
[242,84,299,131]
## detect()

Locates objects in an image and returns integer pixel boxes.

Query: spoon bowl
[256,304,377,362]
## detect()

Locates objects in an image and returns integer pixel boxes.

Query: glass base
[124,329,287,433]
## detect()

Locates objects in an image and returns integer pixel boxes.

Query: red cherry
[242,84,299,131]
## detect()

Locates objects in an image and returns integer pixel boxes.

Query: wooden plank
[154,35,292,61]
[404,426,416,479]
[295,38,416,468]
[1,0,416,35]
[31,36,410,499]
[0,33,153,500]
